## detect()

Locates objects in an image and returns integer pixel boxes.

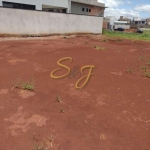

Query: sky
[98,0,150,19]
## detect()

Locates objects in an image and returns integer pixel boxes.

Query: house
[114,21,130,29]
[70,0,105,17]
[0,0,105,16]
[103,16,131,30]
[146,18,150,25]
[132,17,146,24]
[103,18,110,29]
[118,16,131,23]
[103,16,116,30]
[0,0,70,12]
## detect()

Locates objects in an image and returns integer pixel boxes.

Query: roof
[114,21,127,24]
[119,18,131,21]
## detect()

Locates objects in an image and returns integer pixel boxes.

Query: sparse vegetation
[60,106,64,113]
[56,95,62,103]
[139,56,145,60]
[33,134,58,150]
[44,134,55,148]
[126,68,133,73]
[13,78,35,91]
[144,71,150,78]
[147,61,150,66]
[117,39,122,42]
[141,66,147,71]
[22,80,35,91]
[33,143,43,150]
[103,29,150,41]
[94,45,107,50]
[140,66,150,78]
[13,78,22,88]
[108,38,122,42]
[102,39,107,42]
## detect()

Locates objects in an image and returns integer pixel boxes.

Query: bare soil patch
[0,34,150,150]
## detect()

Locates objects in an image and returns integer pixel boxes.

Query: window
[62,9,67,13]
[86,8,88,12]
[89,9,91,12]
[2,2,13,8]
[2,1,35,10]
[49,9,54,12]
[82,8,85,11]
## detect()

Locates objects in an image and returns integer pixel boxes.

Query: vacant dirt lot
[0,35,150,150]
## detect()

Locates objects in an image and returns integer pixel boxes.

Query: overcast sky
[98,0,150,19]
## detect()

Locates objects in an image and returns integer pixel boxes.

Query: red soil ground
[0,35,150,150]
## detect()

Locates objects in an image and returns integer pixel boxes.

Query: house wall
[130,24,150,29]
[71,2,88,15]
[71,0,105,7]
[103,21,108,29]
[146,18,150,25]
[71,1,104,16]
[0,7,103,35]
[89,5,104,16]
[114,24,130,29]
[103,19,110,29]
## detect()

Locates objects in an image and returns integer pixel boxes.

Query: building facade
[146,18,150,25]
[0,0,105,16]
[71,0,105,16]
[0,0,69,12]
[132,17,146,25]
[103,16,116,30]
[114,21,130,29]
[118,16,131,23]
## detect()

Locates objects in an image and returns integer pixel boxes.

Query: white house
[0,0,69,12]
[132,17,146,25]
[114,21,130,29]
[0,0,105,16]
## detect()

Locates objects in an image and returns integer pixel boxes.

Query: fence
[0,7,103,35]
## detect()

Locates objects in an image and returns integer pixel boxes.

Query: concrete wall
[130,24,150,29]
[138,24,150,29]
[114,24,130,29]
[0,7,103,35]
[129,24,137,29]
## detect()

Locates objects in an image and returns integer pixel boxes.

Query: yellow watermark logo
[50,57,95,89]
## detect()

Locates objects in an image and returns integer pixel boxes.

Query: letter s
[50,57,73,79]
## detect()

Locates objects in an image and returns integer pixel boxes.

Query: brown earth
[0,34,150,150]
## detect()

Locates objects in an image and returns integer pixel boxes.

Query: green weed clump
[13,78,35,91]
[22,80,35,91]
[94,46,107,50]
[145,72,150,78]
[141,66,147,71]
